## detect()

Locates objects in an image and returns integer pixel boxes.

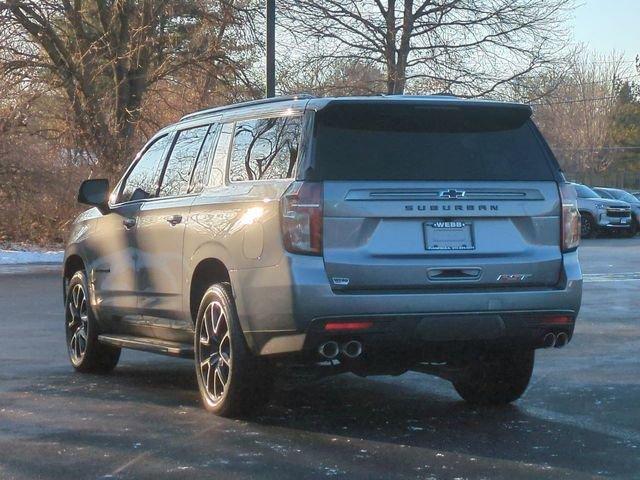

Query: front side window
[118,135,171,203]
[228,115,302,182]
[159,125,209,197]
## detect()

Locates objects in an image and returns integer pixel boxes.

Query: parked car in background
[572,183,633,238]
[63,95,583,416]
[593,187,640,234]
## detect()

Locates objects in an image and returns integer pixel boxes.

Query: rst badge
[497,274,533,283]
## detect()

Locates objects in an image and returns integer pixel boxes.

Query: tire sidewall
[194,283,249,415]
[65,271,96,368]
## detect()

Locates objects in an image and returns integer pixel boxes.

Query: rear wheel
[452,349,534,405]
[65,271,120,373]
[580,213,597,238]
[194,283,272,417]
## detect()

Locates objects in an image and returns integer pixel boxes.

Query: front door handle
[166,214,182,226]
[122,217,136,229]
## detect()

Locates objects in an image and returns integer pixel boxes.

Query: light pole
[266,0,276,98]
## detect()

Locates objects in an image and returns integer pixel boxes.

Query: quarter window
[159,125,209,197]
[228,115,302,182]
[118,135,171,203]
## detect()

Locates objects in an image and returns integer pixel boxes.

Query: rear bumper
[231,251,582,356]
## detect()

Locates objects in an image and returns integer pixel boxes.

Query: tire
[65,271,120,373]
[580,213,597,238]
[452,349,534,405]
[194,283,272,417]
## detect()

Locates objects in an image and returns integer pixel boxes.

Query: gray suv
[572,183,633,237]
[64,95,583,416]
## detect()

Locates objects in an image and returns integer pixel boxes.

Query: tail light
[560,183,580,252]
[281,181,323,255]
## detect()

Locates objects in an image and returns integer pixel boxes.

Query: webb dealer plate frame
[424,220,475,251]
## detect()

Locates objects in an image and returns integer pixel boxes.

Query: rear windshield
[312,103,556,181]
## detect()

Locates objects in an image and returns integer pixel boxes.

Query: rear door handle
[166,214,182,226]
[122,217,136,229]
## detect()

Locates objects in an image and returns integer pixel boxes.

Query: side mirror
[78,179,111,214]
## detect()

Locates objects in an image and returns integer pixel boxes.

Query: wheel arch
[189,258,231,324]
[62,252,86,301]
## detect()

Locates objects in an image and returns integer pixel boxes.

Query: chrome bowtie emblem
[439,189,466,199]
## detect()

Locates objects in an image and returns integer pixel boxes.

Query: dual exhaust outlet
[318,340,363,360]
[542,331,569,349]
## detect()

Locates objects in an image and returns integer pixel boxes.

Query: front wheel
[194,283,272,417]
[65,271,120,373]
[452,349,534,405]
[580,213,597,238]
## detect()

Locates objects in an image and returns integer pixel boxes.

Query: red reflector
[324,321,373,331]
[542,315,572,325]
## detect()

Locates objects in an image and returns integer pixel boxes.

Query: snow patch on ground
[0,249,64,265]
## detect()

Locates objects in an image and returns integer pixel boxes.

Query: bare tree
[0,0,259,175]
[278,0,574,96]
[532,52,629,173]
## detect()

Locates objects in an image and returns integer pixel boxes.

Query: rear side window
[159,125,209,197]
[228,115,302,182]
[312,104,555,181]
[118,135,171,203]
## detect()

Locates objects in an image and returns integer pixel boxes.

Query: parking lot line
[583,272,640,282]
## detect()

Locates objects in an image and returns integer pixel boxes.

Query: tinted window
[594,188,614,199]
[119,135,171,203]
[209,123,233,187]
[229,115,302,182]
[611,190,637,203]
[159,125,209,197]
[189,125,218,193]
[574,184,600,199]
[312,104,555,181]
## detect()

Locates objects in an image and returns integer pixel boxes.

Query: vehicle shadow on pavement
[4,362,638,479]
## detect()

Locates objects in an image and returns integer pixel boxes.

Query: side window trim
[110,132,174,206]
[227,113,303,184]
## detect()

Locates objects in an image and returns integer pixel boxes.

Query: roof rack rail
[180,94,315,121]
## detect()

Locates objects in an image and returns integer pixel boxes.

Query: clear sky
[570,0,639,66]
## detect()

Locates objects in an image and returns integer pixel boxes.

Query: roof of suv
[180,94,532,123]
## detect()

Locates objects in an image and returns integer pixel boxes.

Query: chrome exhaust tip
[342,340,363,359]
[318,341,340,360]
[542,332,556,348]
[555,332,569,348]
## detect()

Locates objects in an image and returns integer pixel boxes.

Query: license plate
[424,221,475,251]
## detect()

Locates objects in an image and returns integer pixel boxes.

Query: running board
[98,335,194,359]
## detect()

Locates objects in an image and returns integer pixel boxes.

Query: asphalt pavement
[1,238,639,479]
